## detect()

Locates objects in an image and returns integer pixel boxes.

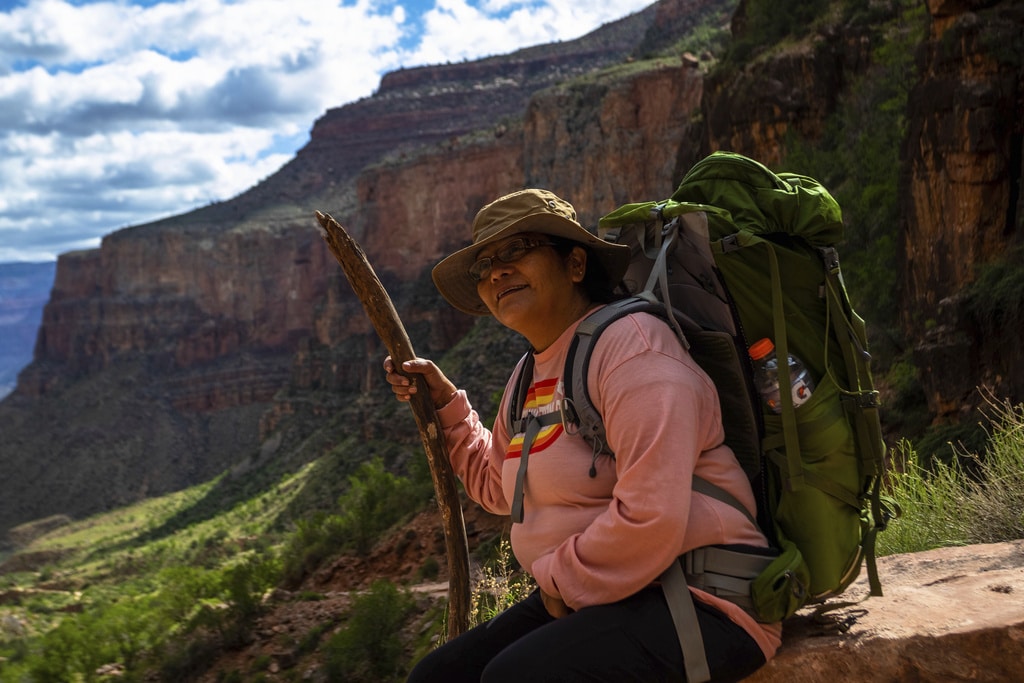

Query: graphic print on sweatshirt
[506,377,563,460]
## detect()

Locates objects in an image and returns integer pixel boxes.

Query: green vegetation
[323,581,415,683]
[470,538,534,626]
[8,394,1015,680]
[281,457,432,587]
[725,0,832,64]
[674,10,734,64]
[963,246,1024,342]
[0,471,294,682]
[880,395,1024,555]
[0,455,438,682]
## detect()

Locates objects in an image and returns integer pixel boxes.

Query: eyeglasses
[468,238,558,282]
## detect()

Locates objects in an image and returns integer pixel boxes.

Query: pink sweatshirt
[437,308,782,659]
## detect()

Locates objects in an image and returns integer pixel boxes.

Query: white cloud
[409,0,650,64]
[0,0,650,263]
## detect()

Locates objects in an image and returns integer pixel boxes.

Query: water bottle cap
[749,337,775,361]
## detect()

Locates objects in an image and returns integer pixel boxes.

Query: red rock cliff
[902,0,1024,419]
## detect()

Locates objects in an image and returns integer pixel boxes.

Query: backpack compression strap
[716,232,806,492]
[819,246,890,598]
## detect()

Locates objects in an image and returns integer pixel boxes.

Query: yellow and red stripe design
[506,377,563,460]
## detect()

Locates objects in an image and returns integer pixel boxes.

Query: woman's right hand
[383,356,459,410]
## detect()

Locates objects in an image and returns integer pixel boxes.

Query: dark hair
[550,239,628,304]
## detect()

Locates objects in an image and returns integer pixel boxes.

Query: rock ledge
[750,540,1024,682]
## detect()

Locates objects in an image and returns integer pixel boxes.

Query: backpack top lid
[670,151,845,247]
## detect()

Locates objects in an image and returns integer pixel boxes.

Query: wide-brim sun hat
[432,188,631,316]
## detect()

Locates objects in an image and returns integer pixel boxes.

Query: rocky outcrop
[750,540,1024,682]
[224,2,662,224]
[14,1,676,406]
[701,3,878,167]
[902,1,1024,419]
[26,220,332,392]
[522,57,705,212]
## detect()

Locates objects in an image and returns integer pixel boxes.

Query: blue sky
[0,0,652,263]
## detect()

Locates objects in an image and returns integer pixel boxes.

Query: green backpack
[507,151,893,682]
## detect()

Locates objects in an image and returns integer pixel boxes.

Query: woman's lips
[496,284,526,301]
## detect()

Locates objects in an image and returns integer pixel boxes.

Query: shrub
[471,538,534,626]
[726,0,831,64]
[280,512,347,589]
[323,581,415,682]
[209,554,281,648]
[154,565,221,627]
[963,246,1024,340]
[281,458,430,587]
[296,622,331,658]
[157,637,222,682]
[957,396,1024,544]
[14,594,173,683]
[879,439,972,555]
[417,555,440,582]
[880,394,1024,555]
[336,458,429,555]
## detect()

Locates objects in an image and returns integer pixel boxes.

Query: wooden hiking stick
[315,210,471,638]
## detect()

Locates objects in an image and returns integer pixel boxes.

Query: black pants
[407,587,766,683]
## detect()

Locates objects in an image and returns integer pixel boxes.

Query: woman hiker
[383,188,781,682]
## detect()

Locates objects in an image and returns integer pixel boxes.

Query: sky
[0,0,653,264]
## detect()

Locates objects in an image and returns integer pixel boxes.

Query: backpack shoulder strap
[507,297,668,458]
[506,351,535,437]
[563,297,669,456]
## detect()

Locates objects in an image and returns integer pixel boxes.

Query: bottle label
[791,373,813,408]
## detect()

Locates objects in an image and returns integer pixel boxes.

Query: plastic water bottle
[748,338,815,414]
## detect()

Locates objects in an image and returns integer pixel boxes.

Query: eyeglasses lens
[469,239,532,281]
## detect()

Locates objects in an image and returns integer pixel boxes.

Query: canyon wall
[902,0,1024,419]
[1,0,1021,536]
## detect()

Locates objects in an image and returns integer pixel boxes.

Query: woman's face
[474,232,588,350]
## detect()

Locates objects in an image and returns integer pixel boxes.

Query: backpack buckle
[818,246,841,274]
[720,234,741,253]
[860,391,881,408]
[559,398,581,434]
[842,390,880,409]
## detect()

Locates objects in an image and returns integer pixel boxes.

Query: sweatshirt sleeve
[436,388,512,516]
[531,314,729,609]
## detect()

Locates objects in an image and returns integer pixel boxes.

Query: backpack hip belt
[681,545,776,618]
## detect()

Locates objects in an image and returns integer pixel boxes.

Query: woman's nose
[488,260,515,279]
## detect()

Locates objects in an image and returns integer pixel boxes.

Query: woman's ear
[568,246,588,283]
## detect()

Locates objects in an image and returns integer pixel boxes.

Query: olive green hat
[431,188,631,316]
